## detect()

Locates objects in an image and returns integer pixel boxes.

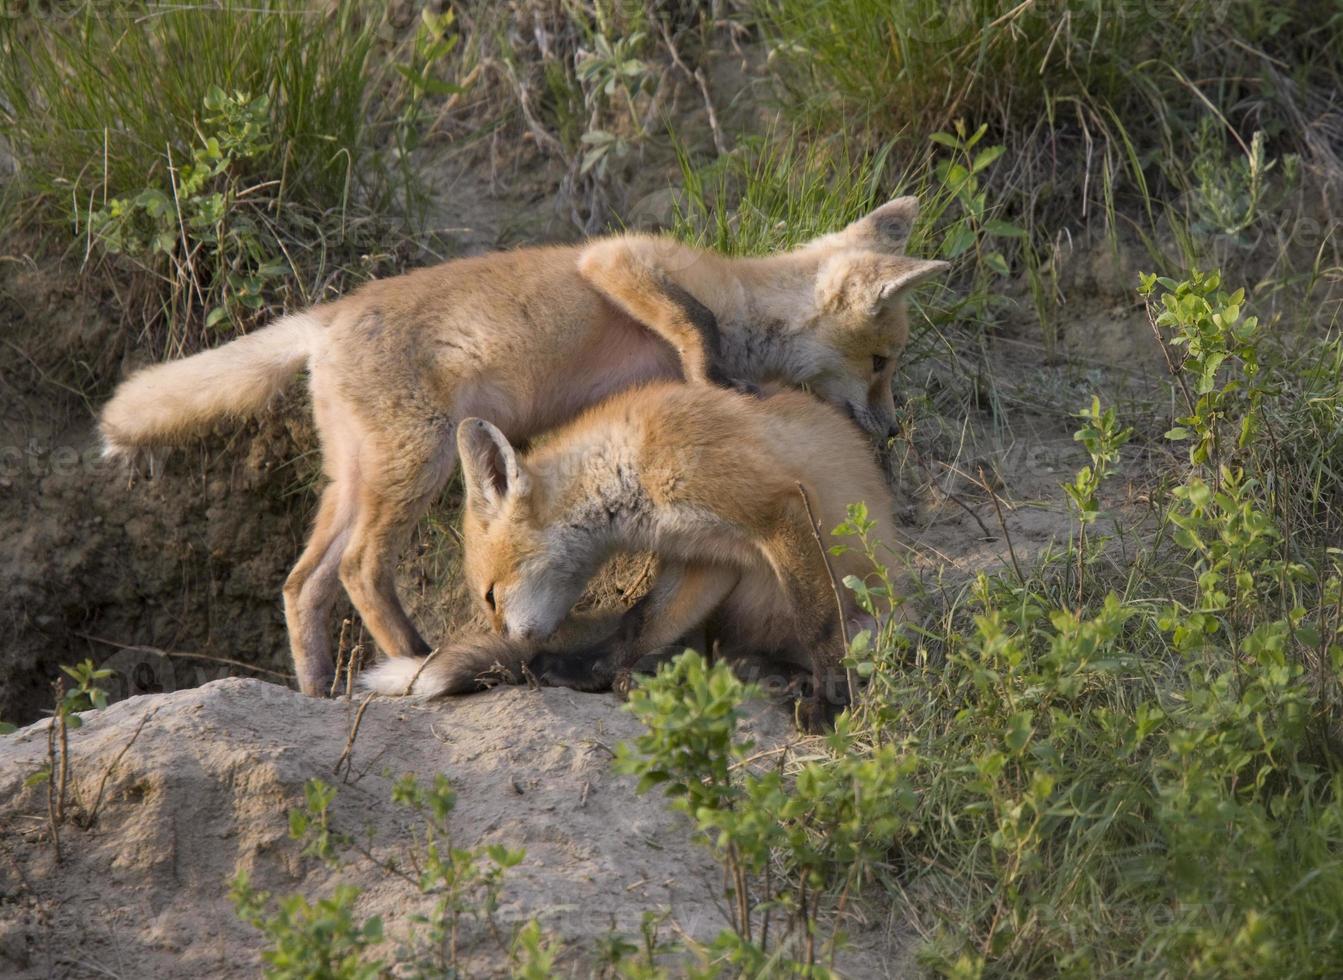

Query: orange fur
[434,383,903,729]
[101,201,941,696]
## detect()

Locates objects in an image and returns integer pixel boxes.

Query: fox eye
[872,354,890,373]
[484,585,496,611]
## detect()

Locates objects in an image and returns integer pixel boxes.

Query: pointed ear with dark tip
[457,418,529,515]
[845,196,921,252]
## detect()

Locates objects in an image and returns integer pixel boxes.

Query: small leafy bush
[232,773,530,978]
[618,652,920,974]
[616,268,1343,977]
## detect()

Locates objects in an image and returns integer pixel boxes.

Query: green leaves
[54,659,113,720]
[927,122,1024,308]
[1064,396,1132,526]
[237,771,532,977]
[231,870,386,980]
[84,86,287,334]
[1142,270,1265,467]
[616,650,921,970]
[616,651,751,811]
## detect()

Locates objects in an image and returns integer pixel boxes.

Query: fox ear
[874,257,950,308]
[458,418,529,514]
[816,255,949,316]
[844,196,921,252]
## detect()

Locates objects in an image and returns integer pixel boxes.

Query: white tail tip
[359,657,434,697]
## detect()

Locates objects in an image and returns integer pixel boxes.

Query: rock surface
[0,678,811,977]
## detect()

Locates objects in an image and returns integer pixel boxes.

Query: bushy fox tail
[100,311,324,457]
[359,634,534,697]
[360,611,626,698]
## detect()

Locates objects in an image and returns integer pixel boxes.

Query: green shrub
[616,268,1343,977]
[231,872,385,980]
[233,774,529,977]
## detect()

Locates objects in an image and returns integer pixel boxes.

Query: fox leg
[283,478,358,696]
[338,425,456,667]
[577,241,728,387]
[283,381,366,697]
[530,561,739,693]
[768,506,853,732]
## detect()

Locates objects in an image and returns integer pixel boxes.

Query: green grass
[670,134,895,256]
[1,3,388,215]
[0,1,429,355]
[749,0,1343,234]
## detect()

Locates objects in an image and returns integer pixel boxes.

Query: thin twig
[345,642,364,701]
[1,338,95,415]
[73,632,294,682]
[82,706,158,828]
[333,693,376,783]
[656,17,727,155]
[978,466,1025,586]
[796,482,854,706]
[1144,300,1197,416]
[939,483,995,539]
[330,618,352,699]
[45,703,61,864]
[401,648,444,697]
[56,705,69,833]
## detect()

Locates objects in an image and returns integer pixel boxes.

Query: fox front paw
[795,696,834,734]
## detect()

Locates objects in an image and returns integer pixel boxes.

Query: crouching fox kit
[363,382,901,729]
[100,197,942,697]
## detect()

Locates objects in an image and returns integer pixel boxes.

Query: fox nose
[510,621,542,642]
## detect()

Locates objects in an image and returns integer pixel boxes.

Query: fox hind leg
[284,478,359,696]
[338,423,457,666]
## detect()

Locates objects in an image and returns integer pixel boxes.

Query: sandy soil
[0,677,916,978]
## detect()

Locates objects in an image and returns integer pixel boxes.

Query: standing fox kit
[366,382,901,729]
[100,198,944,696]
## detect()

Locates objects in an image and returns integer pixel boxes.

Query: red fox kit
[363,382,902,729]
[100,199,942,696]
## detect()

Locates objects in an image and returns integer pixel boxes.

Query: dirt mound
[0,678,886,977]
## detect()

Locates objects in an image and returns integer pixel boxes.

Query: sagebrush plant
[617,269,1343,977]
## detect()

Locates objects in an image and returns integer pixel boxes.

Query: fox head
[798,197,949,443]
[456,418,595,644]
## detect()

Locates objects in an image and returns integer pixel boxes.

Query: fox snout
[499,604,562,644]
[843,401,897,444]
[502,620,549,642]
